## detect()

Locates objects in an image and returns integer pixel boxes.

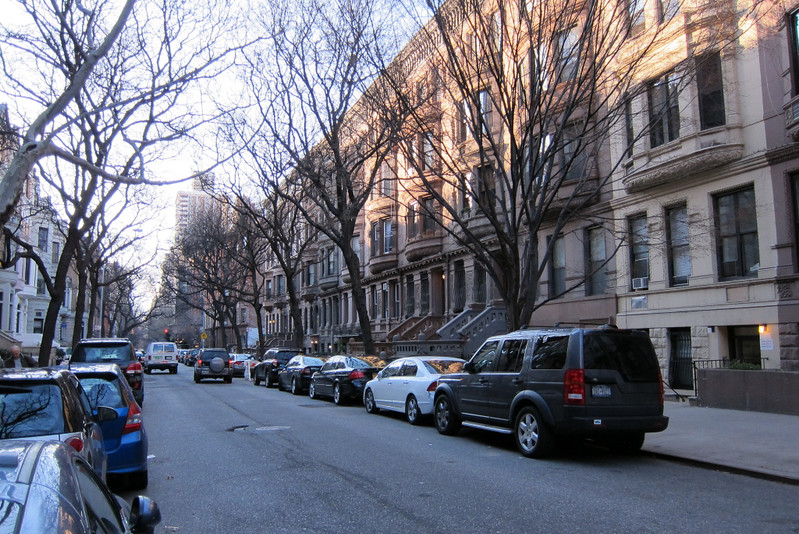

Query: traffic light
[164,328,171,341]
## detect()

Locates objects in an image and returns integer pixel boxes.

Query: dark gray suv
[433,326,669,458]
[70,338,144,406]
[193,349,233,383]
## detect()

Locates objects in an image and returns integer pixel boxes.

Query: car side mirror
[94,406,117,423]
[129,495,162,533]
[464,361,476,373]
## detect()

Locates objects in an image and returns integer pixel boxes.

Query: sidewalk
[642,401,799,483]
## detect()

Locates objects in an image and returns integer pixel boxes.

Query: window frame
[648,72,680,148]
[714,187,759,279]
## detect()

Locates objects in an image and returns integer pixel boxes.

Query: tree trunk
[342,247,373,354]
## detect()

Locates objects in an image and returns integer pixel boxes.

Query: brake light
[126,362,143,375]
[65,436,84,452]
[123,402,143,435]
[658,369,664,405]
[271,359,279,366]
[197,359,203,366]
[564,369,585,405]
[348,370,365,380]
[427,380,438,392]
[302,368,311,376]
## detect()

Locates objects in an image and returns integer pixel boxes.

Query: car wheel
[253,371,261,386]
[364,389,379,414]
[514,406,554,459]
[224,375,233,384]
[277,377,285,391]
[291,377,301,395]
[434,395,461,435]
[309,381,317,399]
[606,432,646,454]
[170,367,177,374]
[406,395,422,425]
[129,469,148,490]
[144,367,151,375]
[194,374,201,384]
[333,383,344,405]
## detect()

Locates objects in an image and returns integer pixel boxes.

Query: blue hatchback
[71,364,149,489]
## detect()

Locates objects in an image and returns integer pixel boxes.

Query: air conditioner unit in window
[632,277,649,290]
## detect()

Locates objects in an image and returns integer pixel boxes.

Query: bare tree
[384,0,771,331]
[235,0,408,354]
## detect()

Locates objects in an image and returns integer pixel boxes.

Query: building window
[648,72,680,148]
[729,326,761,366]
[381,283,389,319]
[560,122,587,181]
[458,99,470,142]
[392,282,401,318]
[627,0,645,35]
[405,275,415,317]
[586,227,606,296]
[474,264,487,303]
[549,235,566,297]
[453,261,466,312]
[697,52,725,130]
[477,165,494,208]
[422,131,436,171]
[371,286,378,319]
[629,214,650,287]
[421,197,436,233]
[715,187,759,279]
[790,10,799,96]
[420,272,430,315]
[457,174,471,215]
[37,278,46,296]
[793,175,799,271]
[667,204,691,285]
[0,292,3,331]
[382,219,394,254]
[624,94,634,159]
[658,0,679,23]
[380,161,394,197]
[38,227,49,252]
[555,28,578,83]
[407,203,418,240]
[33,316,44,334]
[370,222,378,257]
[478,89,492,134]
[52,241,60,265]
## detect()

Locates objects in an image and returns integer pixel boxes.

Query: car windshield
[274,352,297,363]
[302,357,325,366]
[232,354,249,361]
[78,377,125,409]
[203,351,228,360]
[346,357,374,369]
[583,332,661,382]
[423,360,464,374]
[72,344,129,363]
[0,383,65,439]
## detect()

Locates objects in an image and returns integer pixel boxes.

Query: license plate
[592,385,611,398]
[165,356,172,360]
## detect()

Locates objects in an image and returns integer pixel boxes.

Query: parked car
[363,356,465,425]
[433,326,669,458]
[252,348,300,387]
[177,349,190,365]
[144,342,178,374]
[309,355,385,405]
[194,349,233,383]
[71,364,149,489]
[0,367,113,479]
[277,355,327,394]
[70,338,144,406]
[230,353,253,378]
[185,349,199,367]
[0,440,161,533]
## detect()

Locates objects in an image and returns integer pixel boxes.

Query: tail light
[197,359,203,366]
[271,359,279,367]
[427,380,438,392]
[126,362,143,375]
[123,402,143,435]
[302,368,312,376]
[348,370,365,380]
[658,369,664,405]
[564,369,585,405]
[65,436,84,452]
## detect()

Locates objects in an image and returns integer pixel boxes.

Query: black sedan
[309,355,385,405]
[277,355,327,394]
[0,440,161,533]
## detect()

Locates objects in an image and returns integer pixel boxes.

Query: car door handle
[512,378,522,385]
[478,377,488,383]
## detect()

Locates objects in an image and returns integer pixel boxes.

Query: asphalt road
[118,369,799,534]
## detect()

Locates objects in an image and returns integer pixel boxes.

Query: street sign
[201,333,208,340]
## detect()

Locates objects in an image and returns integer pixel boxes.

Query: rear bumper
[558,415,669,435]
[106,431,148,474]
[146,362,177,370]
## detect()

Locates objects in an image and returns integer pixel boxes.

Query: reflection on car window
[583,333,660,382]
[400,362,418,377]
[79,378,124,409]
[423,360,464,374]
[73,345,129,362]
[495,339,527,373]
[471,341,500,373]
[75,460,125,534]
[0,384,65,439]
[530,336,568,370]
[381,361,402,378]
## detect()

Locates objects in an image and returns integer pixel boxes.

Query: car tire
[406,395,422,425]
[514,406,554,459]
[434,394,461,435]
[144,367,151,375]
[170,367,177,374]
[209,357,225,374]
[253,371,261,386]
[224,375,233,384]
[364,389,379,414]
[291,377,301,395]
[309,381,317,399]
[129,469,148,490]
[333,383,344,405]
[194,375,201,383]
[277,377,285,391]
[606,432,646,454]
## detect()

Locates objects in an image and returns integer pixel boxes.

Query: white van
[144,342,178,374]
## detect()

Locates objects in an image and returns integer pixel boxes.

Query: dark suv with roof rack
[433,325,669,458]
[70,338,144,406]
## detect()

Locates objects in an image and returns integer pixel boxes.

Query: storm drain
[227,424,249,432]
[226,424,290,432]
